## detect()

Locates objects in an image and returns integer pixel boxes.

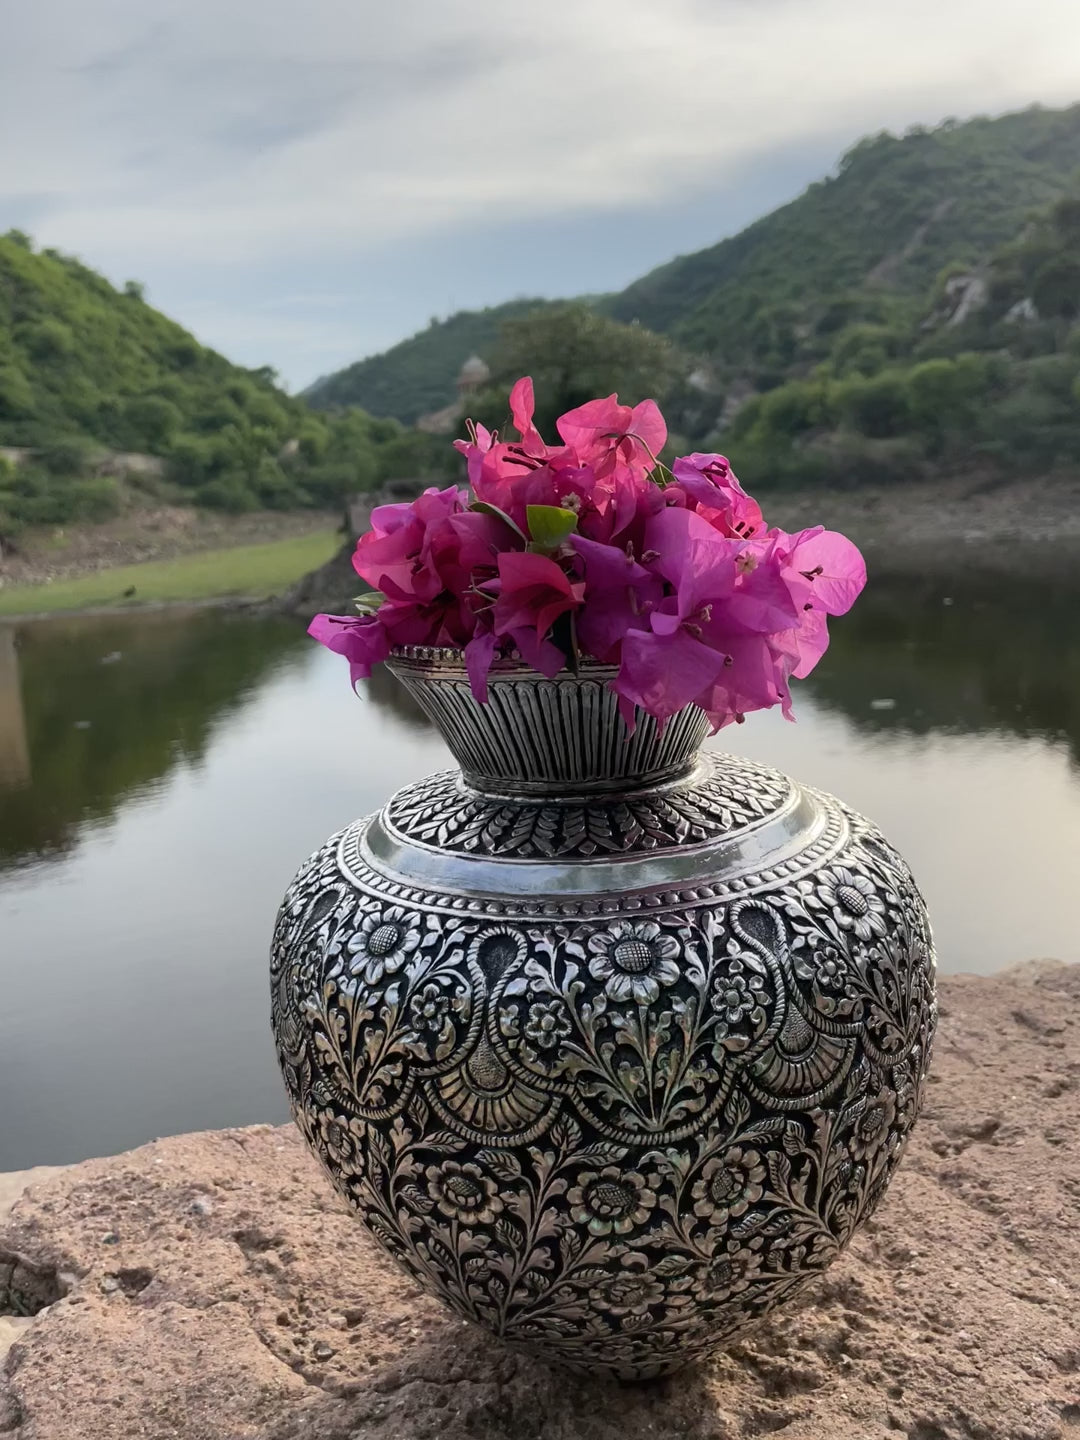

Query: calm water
[2,573,1079,1169]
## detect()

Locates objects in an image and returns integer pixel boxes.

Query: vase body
[271,651,936,1379]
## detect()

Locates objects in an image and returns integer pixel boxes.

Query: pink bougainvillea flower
[507,625,568,678]
[695,633,794,730]
[556,393,667,477]
[715,537,803,637]
[310,377,867,733]
[352,484,465,602]
[670,453,765,540]
[612,625,728,727]
[428,507,522,602]
[492,551,585,642]
[643,506,737,620]
[308,613,390,685]
[776,526,867,616]
[789,606,830,681]
[767,526,867,682]
[508,375,549,459]
[572,534,663,662]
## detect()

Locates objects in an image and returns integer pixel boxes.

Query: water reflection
[0,627,31,789]
[362,659,433,731]
[810,570,1080,764]
[0,610,308,870]
[1,571,1078,1169]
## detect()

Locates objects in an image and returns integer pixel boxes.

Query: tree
[1031,256,1080,321]
[488,304,680,439]
[833,372,912,438]
[0,363,34,420]
[125,395,183,452]
[905,355,993,436]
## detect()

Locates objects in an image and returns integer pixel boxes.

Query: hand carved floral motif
[272,758,935,1379]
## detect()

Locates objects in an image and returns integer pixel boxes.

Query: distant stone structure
[456,354,490,395]
[416,355,491,435]
[415,403,463,437]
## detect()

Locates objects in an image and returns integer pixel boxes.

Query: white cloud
[6,0,1080,264]
[3,0,1079,379]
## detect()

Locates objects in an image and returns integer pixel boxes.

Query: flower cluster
[309,378,866,730]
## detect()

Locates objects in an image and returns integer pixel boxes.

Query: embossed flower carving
[567,1165,660,1236]
[710,942,773,1050]
[523,999,572,1050]
[814,867,887,941]
[851,1089,897,1161]
[425,1160,503,1225]
[409,982,449,1033]
[588,921,681,1004]
[348,906,420,984]
[691,1147,766,1224]
[588,1258,665,1317]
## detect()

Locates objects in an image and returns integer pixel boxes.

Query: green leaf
[353,591,383,614]
[470,500,528,543]
[526,504,578,550]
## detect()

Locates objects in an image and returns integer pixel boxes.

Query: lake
[2,571,1079,1170]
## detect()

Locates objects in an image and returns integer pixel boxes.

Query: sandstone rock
[1,964,1078,1439]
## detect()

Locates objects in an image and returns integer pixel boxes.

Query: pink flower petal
[784,529,867,615]
[464,629,498,703]
[613,627,727,721]
[493,551,583,640]
[308,613,390,685]
[508,375,548,458]
[628,398,667,459]
[644,507,737,618]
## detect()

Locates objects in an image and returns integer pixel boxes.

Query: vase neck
[385,652,710,798]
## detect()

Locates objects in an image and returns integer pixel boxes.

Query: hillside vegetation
[725,190,1080,488]
[611,104,1080,369]
[5,101,1080,536]
[304,299,561,424]
[310,103,1080,489]
[0,233,429,532]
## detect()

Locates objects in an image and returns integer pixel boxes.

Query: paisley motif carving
[272,716,935,1380]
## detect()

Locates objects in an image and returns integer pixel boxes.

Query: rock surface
[1,963,1078,1440]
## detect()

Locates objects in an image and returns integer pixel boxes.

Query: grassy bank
[0,527,340,617]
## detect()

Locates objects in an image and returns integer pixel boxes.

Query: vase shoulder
[345,752,857,917]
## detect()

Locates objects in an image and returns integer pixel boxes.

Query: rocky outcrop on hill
[1,962,1078,1439]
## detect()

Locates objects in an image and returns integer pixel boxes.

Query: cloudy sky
[3,1,1080,389]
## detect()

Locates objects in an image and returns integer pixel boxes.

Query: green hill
[0,232,414,530]
[609,103,1080,370]
[310,103,1080,424]
[723,186,1080,489]
[304,298,561,423]
[0,233,294,450]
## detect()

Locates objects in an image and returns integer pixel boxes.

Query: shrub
[38,435,102,476]
[68,476,122,521]
[832,371,912,438]
[125,395,183,452]
[25,319,75,362]
[196,475,259,513]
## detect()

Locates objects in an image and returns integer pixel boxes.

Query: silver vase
[270,649,936,1379]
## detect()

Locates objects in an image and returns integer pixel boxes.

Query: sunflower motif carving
[271,746,936,1379]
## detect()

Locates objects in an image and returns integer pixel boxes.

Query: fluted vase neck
[385,648,711,797]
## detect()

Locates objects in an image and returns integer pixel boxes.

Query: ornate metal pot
[271,649,936,1379]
